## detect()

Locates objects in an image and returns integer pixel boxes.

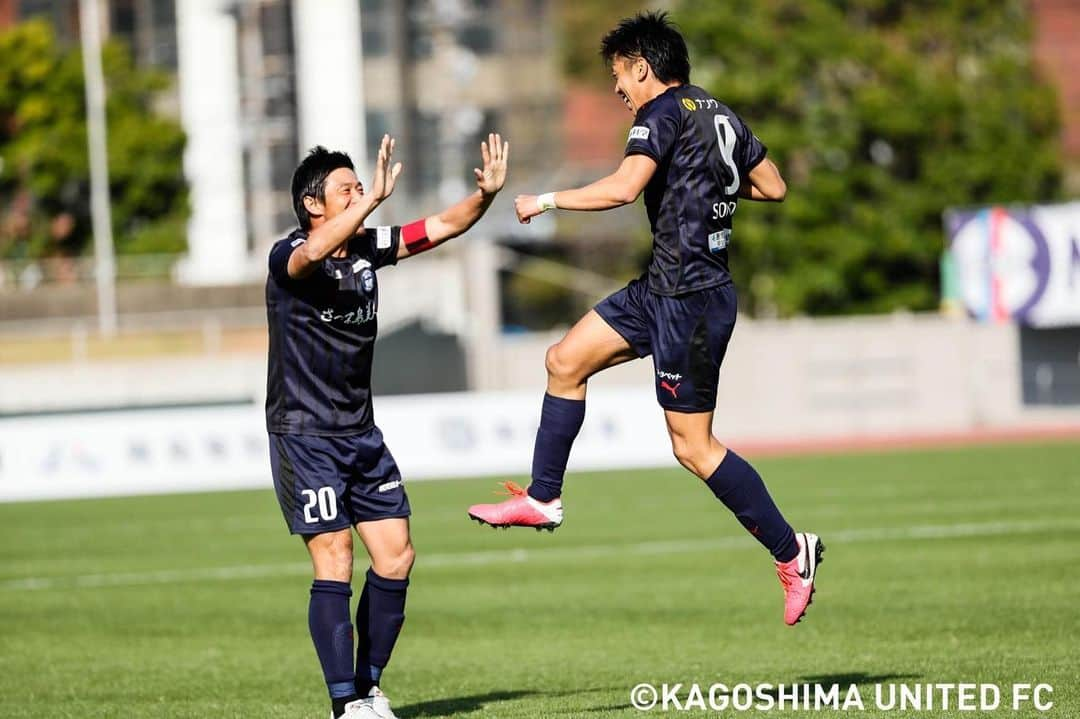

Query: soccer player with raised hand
[467,13,823,627]
[266,133,508,719]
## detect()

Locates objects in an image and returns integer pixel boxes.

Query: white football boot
[360,686,399,719]
[333,698,379,719]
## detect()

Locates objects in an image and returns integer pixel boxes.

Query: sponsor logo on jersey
[319,302,377,325]
[712,201,737,219]
[657,370,683,382]
[377,479,403,493]
[709,230,731,253]
[680,97,721,111]
[376,225,393,249]
[628,126,650,141]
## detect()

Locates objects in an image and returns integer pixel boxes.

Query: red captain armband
[402,219,433,255]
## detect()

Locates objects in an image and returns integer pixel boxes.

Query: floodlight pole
[79,0,118,337]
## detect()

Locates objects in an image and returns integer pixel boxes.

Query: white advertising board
[0,388,673,502]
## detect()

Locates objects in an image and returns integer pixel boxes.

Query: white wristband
[536,192,558,213]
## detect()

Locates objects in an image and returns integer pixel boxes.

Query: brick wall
[1031,0,1080,162]
[0,0,16,28]
[563,83,632,169]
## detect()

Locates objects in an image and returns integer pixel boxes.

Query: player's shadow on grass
[701,674,922,702]
[800,672,922,686]
[396,690,535,717]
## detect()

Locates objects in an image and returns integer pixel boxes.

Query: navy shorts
[269,426,411,535]
[594,276,737,412]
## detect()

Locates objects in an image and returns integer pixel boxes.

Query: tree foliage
[0,20,187,261]
[675,0,1062,315]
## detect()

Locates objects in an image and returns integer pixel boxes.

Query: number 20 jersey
[624,84,767,296]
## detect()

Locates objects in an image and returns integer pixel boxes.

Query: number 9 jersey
[624,84,767,296]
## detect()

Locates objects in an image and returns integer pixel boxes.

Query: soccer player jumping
[467,12,823,626]
[267,133,508,719]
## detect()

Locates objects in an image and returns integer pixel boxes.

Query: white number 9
[714,114,740,196]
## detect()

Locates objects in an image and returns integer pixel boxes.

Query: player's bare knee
[546,342,588,385]
[670,438,712,479]
[671,451,697,476]
[374,542,415,580]
[328,539,354,578]
[309,531,354,581]
[669,435,693,465]
[398,542,417,576]
[544,343,569,380]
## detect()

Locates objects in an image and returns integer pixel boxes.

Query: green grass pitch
[1,440,1078,718]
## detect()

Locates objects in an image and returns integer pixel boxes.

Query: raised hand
[474,133,508,198]
[367,134,403,204]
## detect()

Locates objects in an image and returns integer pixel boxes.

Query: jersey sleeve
[736,117,768,175]
[268,236,305,284]
[353,225,401,270]
[624,96,681,164]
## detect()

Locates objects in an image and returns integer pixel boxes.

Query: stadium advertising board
[0,389,673,502]
[943,201,1080,327]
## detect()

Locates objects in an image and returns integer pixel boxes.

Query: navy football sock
[705,450,799,562]
[355,568,408,695]
[527,393,586,502]
[308,580,358,712]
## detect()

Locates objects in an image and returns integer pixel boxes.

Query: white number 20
[713,114,740,196]
[301,487,339,523]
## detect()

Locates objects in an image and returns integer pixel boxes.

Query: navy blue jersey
[625,84,767,296]
[265,225,401,435]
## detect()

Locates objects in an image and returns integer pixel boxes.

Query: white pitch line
[2,518,1077,592]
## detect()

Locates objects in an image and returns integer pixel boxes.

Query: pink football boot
[467,481,563,532]
[775,532,825,625]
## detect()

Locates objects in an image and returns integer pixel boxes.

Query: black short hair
[600,11,690,85]
[291,146,355,230]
